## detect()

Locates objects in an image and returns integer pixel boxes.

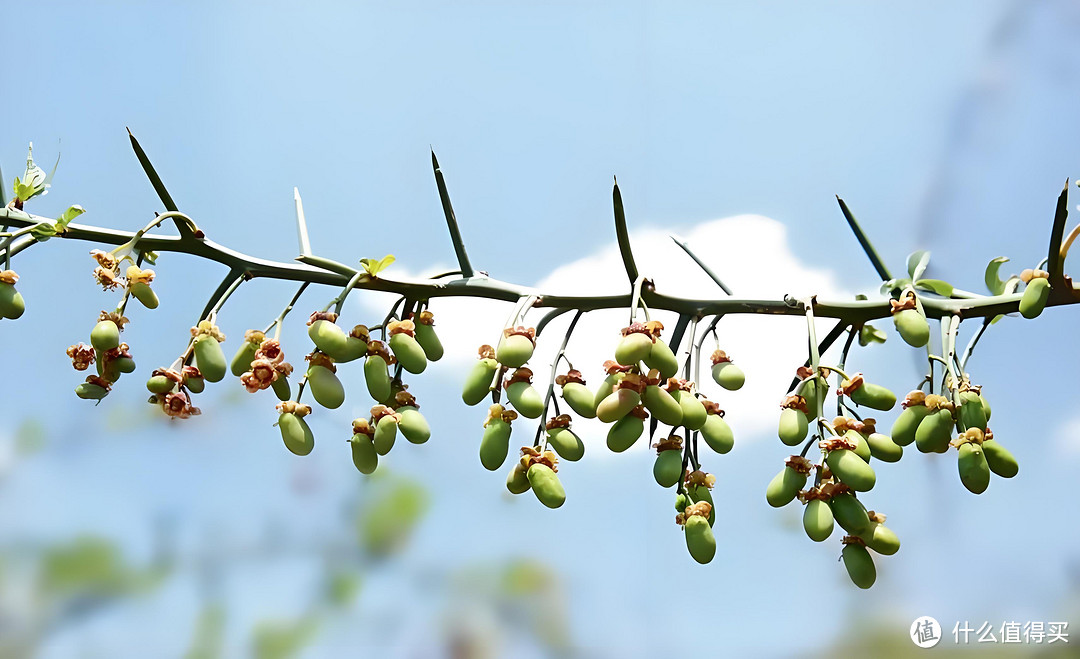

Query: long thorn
[431,150,475,278]
[1047,179,1070,285]
[670,234,733,295]
[612,179,639,284]
[127,128,192,238]
[836,196,891,281]
[293,187,312,256]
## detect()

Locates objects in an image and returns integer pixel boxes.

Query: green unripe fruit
[350,434,378,474]
[231,341,260,377]
[606,414,644,452]
[844,429,872,462]
[389,333,427,374]
[615,332,654,366]
[866,432,903,463]
[644,340,679,379]
[336,335,369,363]
[675,493,689,513]
[798,376,828,418]
[373,417,397,455]
[892,308,929,348]
[684,515,716,565]
[560,382,596,419]
[891,405,928,446]
[980,394,992,422]
[184,374,205,394]
[0,282,25,319]
[146,375,174,394]
[863,523,900,556]
[596,389,641,423]
[480,417,511,471]
[506,381,545,419]
[462,357,499,406]
[130,282,159,310]
[527,463,565,509]
[414,321,444,361]
[308,320,350,359]
[278,413,314,456]
[364,356,392,402]
[766,466,806,508]
[688,485,716,526]
[700,414,734,454]
[826,449,876,492]
[116,356,136,374]
[90,320,120,352]
[803,499,834,542]
[958,442,990,494]
[1019,277,1050,319]
[653,449,683,487]
[307,365,345,409]
[99,357,121,383]
[271,376,291,401]
[915,408,953,454]
[397,406,430,444]
[642,385,683,426]
[193,335,227,383]
[75,382,109,400]
[547,427,584,461]
[506,462,531,494]
[673,390,707,430]
[849,382,896,411]
[593,372,624,408]
[830,493,872,535]
[711,362,745,391]
[778,408,808,446]
[496,334,533,368]
[957,392,988,432]
[842,543,877,589]
[982,440,1018,478]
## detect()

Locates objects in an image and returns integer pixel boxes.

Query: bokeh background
[2,1,1080,657]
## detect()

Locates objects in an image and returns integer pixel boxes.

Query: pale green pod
[862,523,900,556]
[684,515,716,565]
[596,389,641,423]
[307,320,350,359]
[1019,277,1050,319]
[844,429,871,462]
[593,373,624,408]
[890,405,928,447]
[307,365,345,409]
[194,335,227,383]
[866,432,903,463]
[480,418,511,470]
[980,394,992,422]
[414,321,444,361]
[496,334,534,368]
[278,413,314,456]
[849,382,896,411]
[0,282,25,319]
[130,282,159,310]
[982,440,1018,478]
[766,466,806,508]
[146,375,174,394]
[98,357,121,383]
[506,462,531,494]
[397,406,430,444]
[798,376,828,418]
[560,382,596,419]
[700,414,734,454]
[830,493,872,535]
[675,493,689,513]
[673,390,707,430]
[842,543,877,589]
[642,385,683,426]
[778,408,808,446]
[373,417,398,456]
[644,339,679,379]
[506,381,545,419]
[527,463,565,509]
[826,449,876,492]
[231,340,260,377]
[271,376,291,401]
[350,434,378,474]
[892,308,929,348]
[546,427,584,461]
[615,332,653,366]
[688,484,716,526]
[803,499,834,542]
[337,335,369,363]
[957,391,987,432]
[364,355,392,402]
[915,408,953,454]
[462,357,498,406]
[606,414,644,452]
[958,442,990,494]
[75,382,109,400]
[184,374,205,394]
[90,320,120,352]
[389,333,427,374]
[653,449,683,487]
[711,362,745,391]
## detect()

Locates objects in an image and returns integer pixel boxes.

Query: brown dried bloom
[66,343,96,371]
[93,266,124,291]
[0,270,19,285]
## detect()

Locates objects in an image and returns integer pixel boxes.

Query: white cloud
[1053,415,1080,456]
[354,215,851,449]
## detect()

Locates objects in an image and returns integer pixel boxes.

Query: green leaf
[359,254,395,277]
[142,250,159,265]
[914,279,954,297]
[990,276,1023,324]
[984,257,1009,296]
[30,223,57,242]
[907,250,930,281]
[55,204,85,231]
[858,324,887,346]
[879,277,911,296]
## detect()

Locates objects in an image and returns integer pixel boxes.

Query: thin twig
[669,234,733,295]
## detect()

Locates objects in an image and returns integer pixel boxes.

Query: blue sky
[3,1,1080,656]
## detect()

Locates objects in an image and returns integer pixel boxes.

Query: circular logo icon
[910,616,942,648]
